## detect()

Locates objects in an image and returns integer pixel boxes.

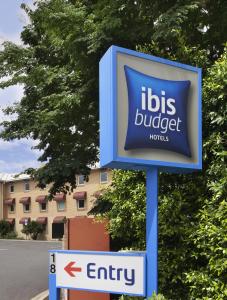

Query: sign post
[49,252,60,300]
[146,168,158,296]
[99,45,202,296]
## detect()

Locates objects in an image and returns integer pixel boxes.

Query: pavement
[31,290,48,300]
[31,289,66,300]
[0,239,61,300]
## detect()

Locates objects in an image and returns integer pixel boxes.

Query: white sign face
[55,251,145,296]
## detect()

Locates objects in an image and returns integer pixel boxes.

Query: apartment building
[0,168,111,240]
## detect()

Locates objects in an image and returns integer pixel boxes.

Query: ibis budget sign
[54,251,146,296]
[100,46,202,171]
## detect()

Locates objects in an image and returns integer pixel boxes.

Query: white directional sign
[55,250,146,296]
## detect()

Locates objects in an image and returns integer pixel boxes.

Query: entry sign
[55,250,146,296]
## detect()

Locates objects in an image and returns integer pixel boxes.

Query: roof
[0,165,107,183]
[0,173,30,182]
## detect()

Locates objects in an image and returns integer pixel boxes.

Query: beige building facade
[0,169,111,240]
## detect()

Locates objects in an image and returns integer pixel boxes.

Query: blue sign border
[100,45,202,172]
[50,250,146,297]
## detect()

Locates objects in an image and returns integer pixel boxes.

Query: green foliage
[94,170,146,250]
[149,294,166,300]
[119,296,142,300]
[22,221,45,240]
[183,46,227,300]
[0,220,12,238]
[119,293,166,300]
[4,231,18,239]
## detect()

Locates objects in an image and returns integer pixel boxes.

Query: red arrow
[64,261,82,277]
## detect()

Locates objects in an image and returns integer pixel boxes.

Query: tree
[0,0,227,195]
[0,0,156,194]
[22,221,45,240]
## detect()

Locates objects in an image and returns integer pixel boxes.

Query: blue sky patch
[0,0,38,174]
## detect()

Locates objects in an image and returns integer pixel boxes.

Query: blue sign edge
[56,285,145,297]
[50,250,146,297]
[99,45,202,172]
[49,249,146,256]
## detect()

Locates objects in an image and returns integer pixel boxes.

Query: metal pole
[49,273,60,300]
[49,252,60,300]
[146,167,158,297]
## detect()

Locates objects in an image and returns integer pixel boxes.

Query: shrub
[4,231,18,239]
[0,220,12,238]
[22,221,45,240]
[119,293,166,300]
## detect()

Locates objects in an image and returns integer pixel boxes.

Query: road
[0,239,61,300]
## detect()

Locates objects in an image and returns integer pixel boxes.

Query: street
[0,239,61,300]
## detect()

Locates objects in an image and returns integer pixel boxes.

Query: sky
[0,0,41,174]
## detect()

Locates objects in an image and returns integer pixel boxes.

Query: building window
[23,203,30,213]
[8,204,15,213]
[9,184,14,193]
[24,181,30,192]
[100,171,108,183]
[78,175,85,186]
[77,199,85,210]
[40,202,47,212]
[57,201,65,211]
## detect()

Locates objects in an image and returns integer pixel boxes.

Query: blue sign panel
[124,66,191,157]
[99,45,202,171]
